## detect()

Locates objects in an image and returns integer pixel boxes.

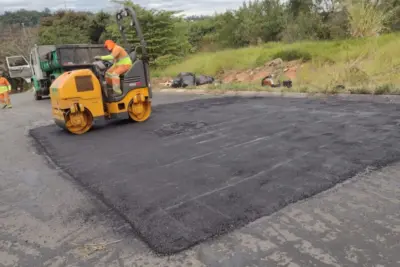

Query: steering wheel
[101,60,113,69]
[92,59,113,84]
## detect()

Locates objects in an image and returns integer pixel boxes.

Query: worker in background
[95,40,132,95]
[0,72,12,109]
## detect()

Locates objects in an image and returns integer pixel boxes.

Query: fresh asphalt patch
[29,96,400,254]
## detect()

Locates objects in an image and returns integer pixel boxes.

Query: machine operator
[95,40,132,95]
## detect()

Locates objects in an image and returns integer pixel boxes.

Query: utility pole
[21,23,27,39]
[64,0,67,9]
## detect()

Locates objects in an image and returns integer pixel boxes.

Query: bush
[153,54,182,68]
[346,0,394,38]
[374,84,397,95]
[280,11,330,43]
[348,87,372,94]
[272,49,312,62]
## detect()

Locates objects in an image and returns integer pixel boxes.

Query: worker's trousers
[0,91,10,105]
[105,64,132,91]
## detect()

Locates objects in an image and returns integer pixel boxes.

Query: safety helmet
[104,40,115,50]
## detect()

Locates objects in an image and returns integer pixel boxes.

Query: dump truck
[29,44,109,100]
[0,55,32,92]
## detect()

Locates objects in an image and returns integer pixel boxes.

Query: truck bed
[56,44,109,66]
[41,44,109,72]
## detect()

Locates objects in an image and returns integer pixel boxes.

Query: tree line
[1,0,400,68]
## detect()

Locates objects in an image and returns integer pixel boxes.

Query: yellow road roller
[49,5,152,135]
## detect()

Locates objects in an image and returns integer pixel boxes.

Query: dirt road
[0,91,399,267]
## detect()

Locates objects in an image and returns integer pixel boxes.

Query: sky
[0,0,245,16]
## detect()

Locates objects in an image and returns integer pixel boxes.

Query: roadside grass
[153,33,400,94]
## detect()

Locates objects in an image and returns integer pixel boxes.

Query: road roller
[49,5,152,135]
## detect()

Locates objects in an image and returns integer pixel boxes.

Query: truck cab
[6,55,32,83]
[30,45,55,100]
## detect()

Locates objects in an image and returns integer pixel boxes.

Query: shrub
[346,0,394,38]
[374,84,396,95]
[272,49,312,62]
[153,54,182,68]
[348,87,372,94]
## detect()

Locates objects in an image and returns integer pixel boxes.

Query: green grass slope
[155,33,400,94]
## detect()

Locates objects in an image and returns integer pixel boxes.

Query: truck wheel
[34,91,42,101]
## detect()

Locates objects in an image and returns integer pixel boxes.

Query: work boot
[113,85,122,95]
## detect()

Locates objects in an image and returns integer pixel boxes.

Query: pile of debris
[158,73,215,88]
[155,58,301,89]
[171,72,215,88]
[261,75,292,88]
[222,58,299,88]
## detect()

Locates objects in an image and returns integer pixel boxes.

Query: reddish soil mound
[221,58,301,84]
[152,59,303,88]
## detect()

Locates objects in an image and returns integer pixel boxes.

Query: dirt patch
[152,77,173,89]
[153,59,303,88]
[220,59,301,84]
[283,67,297,80]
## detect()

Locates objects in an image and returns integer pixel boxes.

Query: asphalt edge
[159,89,400,104]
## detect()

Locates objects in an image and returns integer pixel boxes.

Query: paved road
[0,91,399,267]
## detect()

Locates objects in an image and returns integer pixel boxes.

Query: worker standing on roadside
[95,40,132,95]
[0,72,12,109]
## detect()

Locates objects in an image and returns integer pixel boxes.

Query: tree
[38,11,92,44]
[0,24,38,60]
[37,10,111,45]
[104,1,191,66]
[345,0,394,37]
[213,11,241,48]
[210,0,286,48]
[187,17,216,52]
[0,9,51,26]
[88,11,112,43]
[287,0,314,17]
[375,0,400,31]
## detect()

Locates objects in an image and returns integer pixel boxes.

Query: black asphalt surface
[30,96,400,255]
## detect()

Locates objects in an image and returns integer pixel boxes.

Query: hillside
[155,33,400,94]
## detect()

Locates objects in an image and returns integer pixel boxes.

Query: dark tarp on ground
[30,96,400,255]
[171,73,215,88]
[195,75,214,86]
[171,72,196,88]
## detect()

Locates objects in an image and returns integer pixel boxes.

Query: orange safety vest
[0,77,11,94]
[102,45,132,66]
